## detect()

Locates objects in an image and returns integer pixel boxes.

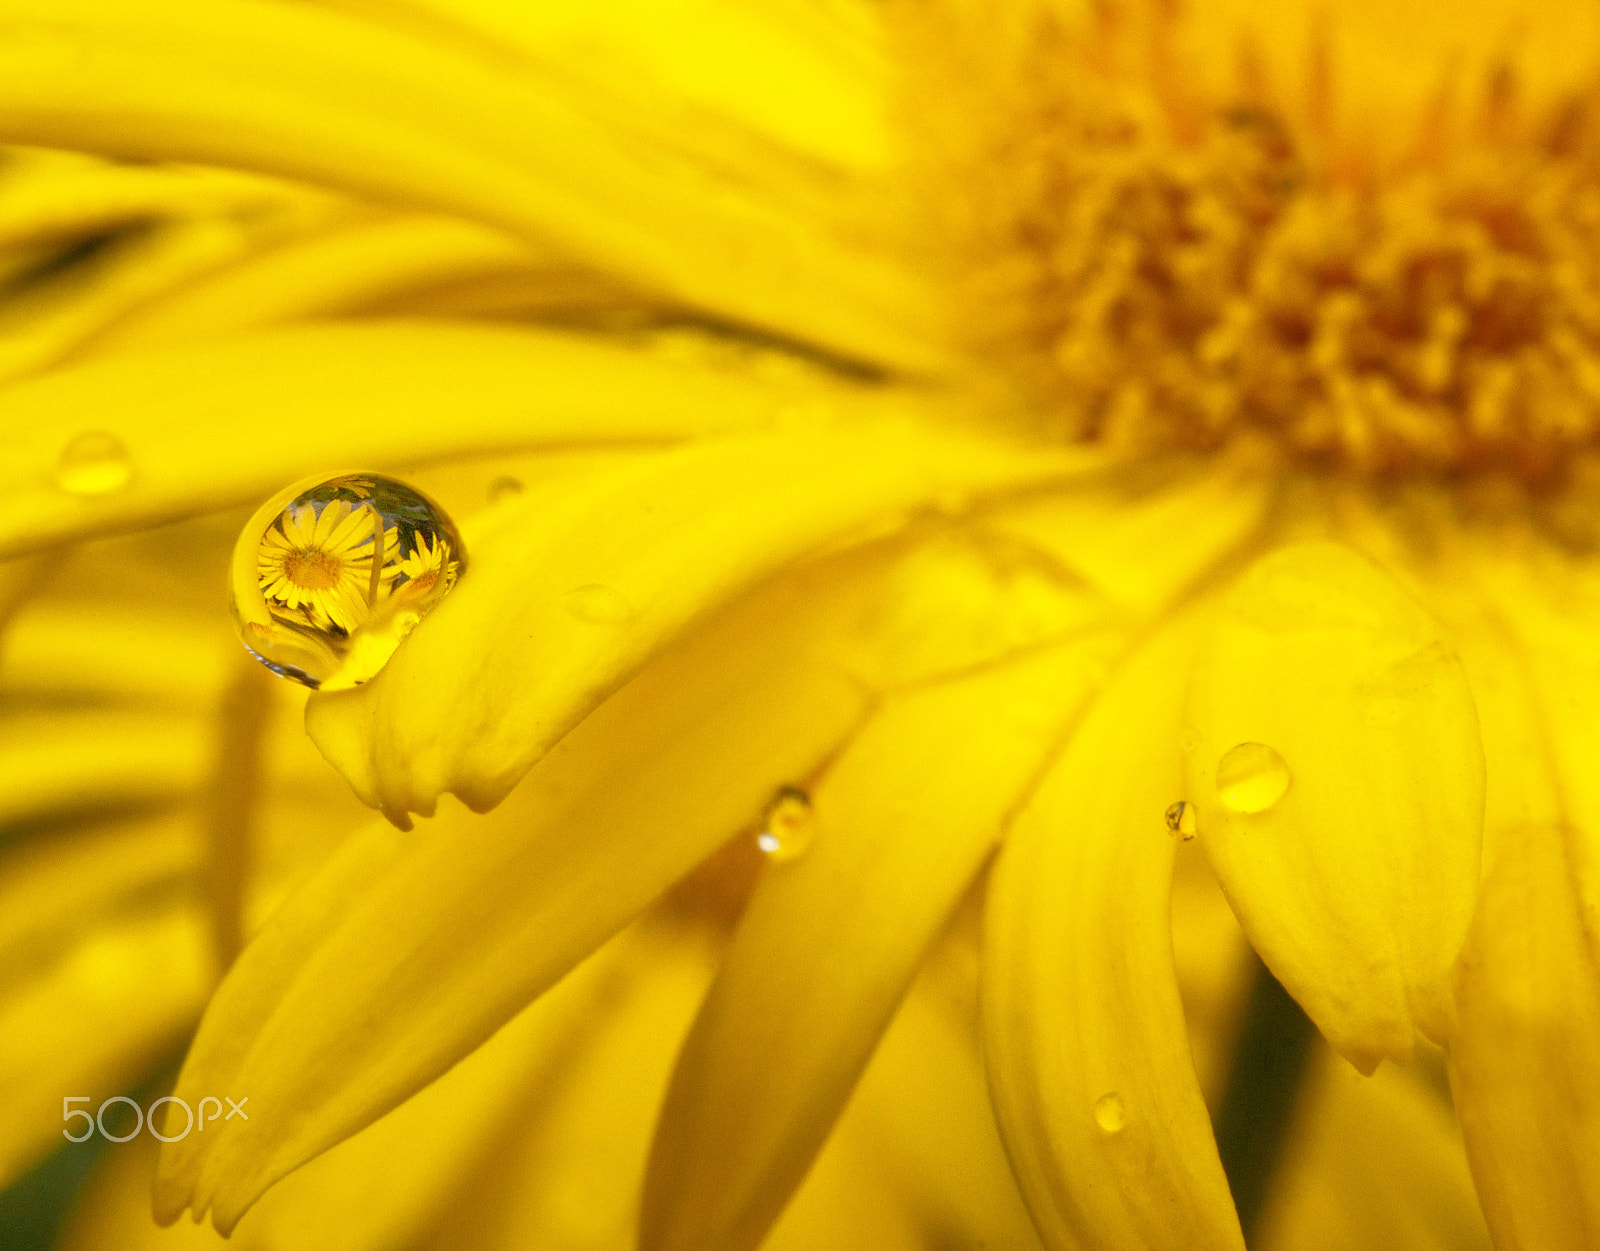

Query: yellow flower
[0,0,1595,1249]
[256,500,393,634]
[392,528,457,600]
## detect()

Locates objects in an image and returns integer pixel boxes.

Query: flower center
[282,546,346,592]
[930,5,1600,485]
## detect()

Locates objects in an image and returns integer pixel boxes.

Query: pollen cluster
[949,5,1600,483]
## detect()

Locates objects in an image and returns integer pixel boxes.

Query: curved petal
[641,642,1103,1251]
[0,147,316,249]
[0,0,941,368]
[0,710,205,826]
[154,542,888,1232]
[1449,820,1600,1250]
[309,0,895,175]
[0,318,828,558]
[413,917,718,1251]
[89,215,565,353]
[0,906,207,1185]
[1445,541,1600,1248]
[1184,541,1484,1071]
[68,916,714,1251]
[305,417,1090,822]
[1255,1052,1491,1251]
[983,621,1245,1251]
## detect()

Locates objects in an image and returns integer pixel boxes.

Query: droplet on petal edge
[230,472,466,690]
[756,786,815,862]
[1093,1092,1127,1134]
[563,583,635,625]
[1164,800,1198,839]
[56,430,133,497]
[1215,742,1291,814]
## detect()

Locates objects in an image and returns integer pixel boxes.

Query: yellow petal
[1449,820,1600,1250]
[983,620,1245,1251]
[0,319,824,558]
[419,916,717,1251]
[156,547,879,1232]
[0,907,207,1186]
[305,416,1087,822]
[0,216,273,387]
[0,813,192,971]
[1256,1051,1491,1251]
[66,914,714,1251]
[318,0,895,175]
[0,146,320,249]
[989,449,1275,616]
[641,644,1099,1251]
[836,922,1046,1250]
[1185,541,1484,1070]
[0,710,205,826]
[1445,541,1600,1249]
[89,214,560,353]
[0,0,941,368]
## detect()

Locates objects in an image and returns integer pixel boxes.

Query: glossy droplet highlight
[1179,727,1200,753]
[56,430,132,497]
[231,472,465,689]
[1164,800,1198,840]
[1216,742,1291,814]
[564,583,634,624]
[1093,1092,1126,1134]
[756,787,814,862]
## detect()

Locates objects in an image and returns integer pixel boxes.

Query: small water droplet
[563,583,634,624]
[1216,742,1291,814]
[487,475,523,503]
[56,430,132,497]
[1093,1092,1126,1134]
[757,786,814,862]
[1164,800,1198,839]
[231,472,465,689]
[1179,727,1200,753]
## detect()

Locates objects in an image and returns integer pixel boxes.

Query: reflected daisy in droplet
[256,498,396,634]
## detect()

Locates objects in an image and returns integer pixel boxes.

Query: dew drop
[56,430,132,497]
[230,472,466,689]
[1164,800,1198,840]
[756,786,814,862]
[1179,727,1200,753]
[1216,742,1291,814]
[563,583,635,624]
[1093,1092,1126,1134]
[487,475,523,503]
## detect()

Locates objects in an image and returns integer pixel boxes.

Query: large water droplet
[1216,742,1291,813]
[1093,1092,1126,1134]
[756,786,814,862]
[1164,800,1198,840]
[56,430,132,497]
[231,472,465,689]
[564,583,634,624]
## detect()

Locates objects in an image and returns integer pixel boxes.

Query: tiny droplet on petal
[56,430,133,497]
[230,472,465,689]
[1179,727,1200,753]
[1164,800,1198,839]
[757,786,815,862]
[563,583,635,624]
[1093,1092,1126,1134]
[1216,742,1291,814]
[487,475,524,503]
